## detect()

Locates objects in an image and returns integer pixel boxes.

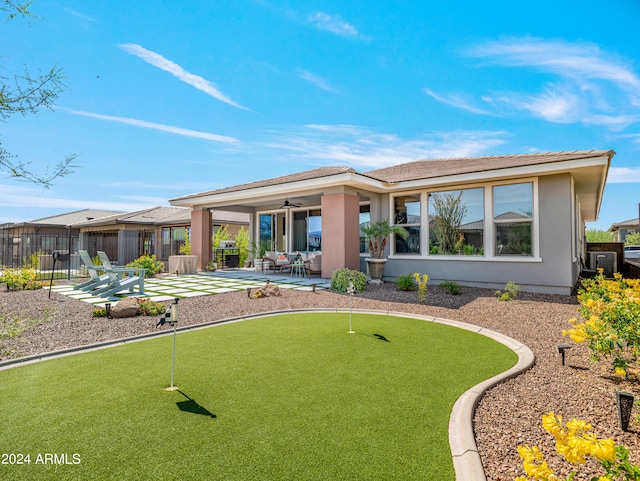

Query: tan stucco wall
[321,193,360,277]
[191,209,212,269]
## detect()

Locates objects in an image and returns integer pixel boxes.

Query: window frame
[491,180,537,258]
[391,192,422,256]
[388,177,540,261]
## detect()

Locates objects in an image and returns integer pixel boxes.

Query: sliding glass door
[259,212,286,252]
[292,209,322,252]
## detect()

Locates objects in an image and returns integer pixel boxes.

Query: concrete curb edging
[0,308,534,481]
[448,334,534,481]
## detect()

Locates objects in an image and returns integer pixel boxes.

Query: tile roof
[26,209,125,226]
[171,166,357,201]
[363,150,614,183]
[610,218,639,229]
[72,206,249,227]
[171,150,613,205]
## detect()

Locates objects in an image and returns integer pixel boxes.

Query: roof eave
[170,172,388,208]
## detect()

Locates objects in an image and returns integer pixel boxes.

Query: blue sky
[2,0,639,230]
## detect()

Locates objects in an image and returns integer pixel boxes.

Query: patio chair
[304,254,322,278]
[262,252,291,274]
[74,250,116,292]
[87,251,146,298]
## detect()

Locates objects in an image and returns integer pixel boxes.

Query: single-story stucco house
[170,150,613,295]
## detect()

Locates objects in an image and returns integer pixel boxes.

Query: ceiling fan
[281,199,301,208]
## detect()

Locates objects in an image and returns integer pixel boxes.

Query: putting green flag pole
[156,298,180,391]
[347,281,355,333]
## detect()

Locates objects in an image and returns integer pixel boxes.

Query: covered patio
[171,167,374,279]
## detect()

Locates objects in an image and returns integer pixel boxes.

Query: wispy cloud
[66,109,239,143]
[263,125,508,169]
[608,167,640,183]
[308,12,361,38]
[296,69,339,93]
[64,7,97,23]
[429,37,640,128]
[469,38,640,89]
[119,43,249,110]
[423,88,493,115]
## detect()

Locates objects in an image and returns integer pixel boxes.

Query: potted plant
[360,220,409,284]
[168,229,198,274]
[249,241,267,271]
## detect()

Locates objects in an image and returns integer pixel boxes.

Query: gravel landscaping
[1,280,639,480]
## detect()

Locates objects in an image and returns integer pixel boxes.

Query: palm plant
[361,220,409,258]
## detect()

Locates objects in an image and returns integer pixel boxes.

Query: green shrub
[92,299,166,317]
[136,299,166,316]
[412,273,430,301]
[463,244,475,255]
[439,280,461,295]
[626,232,640,246]
[330,268,367,293]
[24,250,45,269]
[395,274,416,291]
[563,273,640,376]
[1,267,42,291]
[126,255,164,278]
[495,281,519,301]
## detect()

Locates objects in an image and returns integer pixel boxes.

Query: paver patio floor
[50,270,331,306]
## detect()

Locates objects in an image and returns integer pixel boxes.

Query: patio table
[291,262,305,278]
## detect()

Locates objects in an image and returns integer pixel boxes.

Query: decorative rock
[249,283,281,299]
[263,284,281,297]
[110,297,139,318]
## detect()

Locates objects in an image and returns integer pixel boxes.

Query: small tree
[212,225,230,249]
[360,220,409,258]
[235,227,250,265]
[430,191,467,254]
[178,230,191,255]
[585,229,616,242]
[0,0,79,188]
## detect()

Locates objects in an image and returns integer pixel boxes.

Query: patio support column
[321,193,360,277]
[191,208,211,270]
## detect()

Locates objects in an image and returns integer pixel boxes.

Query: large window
[493,182,533,256]
[359,204,370,254]
[292,209,322,252]
[394,194,420,254]
[161,226,187,258]
[428,187,484,255]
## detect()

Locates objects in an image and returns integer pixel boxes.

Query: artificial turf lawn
[0,312,516,480]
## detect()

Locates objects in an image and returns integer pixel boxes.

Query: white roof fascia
[171,172,388,208]
[382,155,611,192]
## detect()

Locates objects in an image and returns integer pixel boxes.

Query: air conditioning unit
[588,251,617,277]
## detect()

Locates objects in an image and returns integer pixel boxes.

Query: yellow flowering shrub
[412,273,429,301]
[563,272,640,375]
[516,413,638,481]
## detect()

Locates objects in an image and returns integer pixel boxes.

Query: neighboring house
[0,209,123,268]
[171,150,613,295]
[610,217,639,242]
[72,206,249,265]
